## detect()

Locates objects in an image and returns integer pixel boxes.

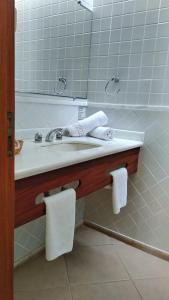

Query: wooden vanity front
[15,147,140,228]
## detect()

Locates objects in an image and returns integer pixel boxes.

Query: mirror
[15,0,93,99]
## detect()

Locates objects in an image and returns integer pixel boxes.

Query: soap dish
[15,140,24,155]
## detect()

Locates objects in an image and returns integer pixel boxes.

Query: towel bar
[35,181,81,204]
[15,147,140,228]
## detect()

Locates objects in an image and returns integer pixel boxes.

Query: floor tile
[14,286,72,300]
[14,226,169,300]
[14,253,68,291]
[114,244,169,279]
[74,225,121,247]
[134,278,169,300]
[70,281,141,300]
[65,245,129,284]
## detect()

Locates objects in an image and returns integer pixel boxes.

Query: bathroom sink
[41,141,101,152]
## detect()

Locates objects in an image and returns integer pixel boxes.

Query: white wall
[88,0,169,107]
[85,107,169,252]
[15,94,80,131]
[84,0,169,254]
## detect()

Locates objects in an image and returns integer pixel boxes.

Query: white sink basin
[41,141,101,152]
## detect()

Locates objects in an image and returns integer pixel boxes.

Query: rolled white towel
[65,111,108,137]
[88,127,114,140]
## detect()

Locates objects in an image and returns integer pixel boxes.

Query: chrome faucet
[45,128,63,142]
[34,132,43,143]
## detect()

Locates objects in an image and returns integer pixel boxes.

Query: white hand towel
[110,168,128,214]
[88,127,114,140]
[44,189,76,261]
[65,111,108,137]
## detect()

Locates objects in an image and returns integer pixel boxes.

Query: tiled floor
[14,225,169,300]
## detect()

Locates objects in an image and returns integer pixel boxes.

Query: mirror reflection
[15,0,93,98]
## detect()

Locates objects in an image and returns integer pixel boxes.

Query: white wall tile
[88,0,169,107]
[85,107,169,253]
[15,0,92,98]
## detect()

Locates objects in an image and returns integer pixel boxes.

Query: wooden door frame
[0,0,15,299]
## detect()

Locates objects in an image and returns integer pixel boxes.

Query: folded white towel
[44,189,76,261]
[65,111,108,137]
[88,127,114,140]
[110,168,128,214]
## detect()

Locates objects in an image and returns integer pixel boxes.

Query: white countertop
[15,136,143,181]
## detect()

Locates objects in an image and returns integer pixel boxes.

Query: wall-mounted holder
[77,0,93,12]
[105,74,121,96]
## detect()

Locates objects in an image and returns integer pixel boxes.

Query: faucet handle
[34,132,43,143]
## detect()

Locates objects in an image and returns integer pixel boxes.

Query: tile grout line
[64,255,74,300]
[64,238,143,298]
[64,239,139,288]
[110,245,143,300]
[129,279,144,300]
[68,278,131,287]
